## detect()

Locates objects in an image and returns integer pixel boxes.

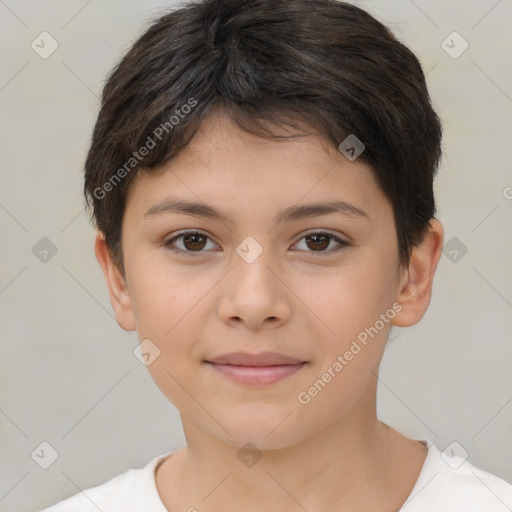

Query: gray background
[0,1,511,511]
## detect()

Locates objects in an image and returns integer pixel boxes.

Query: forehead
[177,111,343,172]
[124,112,391,225]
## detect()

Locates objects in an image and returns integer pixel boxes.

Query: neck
[156,399,426,511]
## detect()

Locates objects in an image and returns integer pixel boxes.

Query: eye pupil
[184,234,206,251]
[306,234,330,251]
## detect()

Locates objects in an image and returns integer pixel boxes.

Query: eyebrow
[144,198,369,224]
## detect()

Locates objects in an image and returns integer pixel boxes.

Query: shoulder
[402,440,512,512]
[38,452,171,512]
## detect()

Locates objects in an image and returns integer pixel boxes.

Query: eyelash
[163,229,351,257]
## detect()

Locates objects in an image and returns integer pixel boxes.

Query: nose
[217,250,292,331]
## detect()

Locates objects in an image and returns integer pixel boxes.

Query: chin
[214,408,307,451]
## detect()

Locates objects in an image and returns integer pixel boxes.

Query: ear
[94,232,136,331]
[392,219,444,327]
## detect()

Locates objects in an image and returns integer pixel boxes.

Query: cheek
[299,258,396,337]
[297,256,398,385]
[292,270,394,420]
[125,248,208,338]
[126,259,210,409]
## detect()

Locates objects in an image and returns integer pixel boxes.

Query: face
[100,112,432,451]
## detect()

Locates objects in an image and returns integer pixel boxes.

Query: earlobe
[392,220,444,328]
[94,233,136,331]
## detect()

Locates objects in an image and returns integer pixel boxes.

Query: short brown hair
[84,0,442,269]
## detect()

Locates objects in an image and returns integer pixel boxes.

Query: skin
[96,111,444,512]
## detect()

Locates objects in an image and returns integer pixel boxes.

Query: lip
[205,351,305,366]
[203,352,308,386]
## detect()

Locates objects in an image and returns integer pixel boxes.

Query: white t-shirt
[40,440,512,511]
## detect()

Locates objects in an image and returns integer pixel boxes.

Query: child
[41,0,512,510]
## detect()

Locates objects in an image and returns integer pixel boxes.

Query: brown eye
[305,233,330,251]
[293,231,350,254]
[182,233,207,251]
[165,231,217,254]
